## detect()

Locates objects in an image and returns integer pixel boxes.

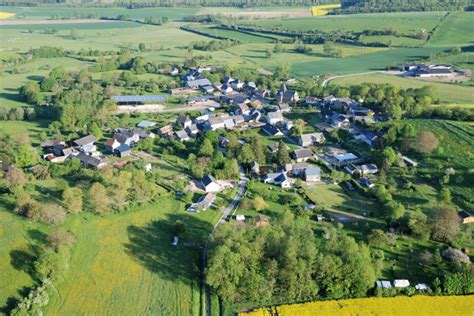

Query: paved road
[202,165,248,316]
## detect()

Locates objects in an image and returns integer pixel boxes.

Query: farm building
[201,175,221,193]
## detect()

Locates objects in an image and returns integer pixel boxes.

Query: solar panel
[111,95,167,102]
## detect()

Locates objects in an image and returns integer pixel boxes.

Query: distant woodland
[0,0,472,11]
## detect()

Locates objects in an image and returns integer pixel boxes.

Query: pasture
[427,11,474,47]
[330,73,474,105]
[239,11,446,34]
[242,295,474,316]
[193,25,274,43]
[0,6,198,20]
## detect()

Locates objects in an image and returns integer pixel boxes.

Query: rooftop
[112,95,166,103]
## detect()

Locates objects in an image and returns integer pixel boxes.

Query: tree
[253,196,268,211]
[431,206,460,243]
[415,131,438,154]
[377,147,398,169]
[14,144,37,168]
[34,250,66,281]
[276,141,290,165]
[238,143,255,164]
[4,167,28,188]
[62,187,83,213]
[39,203,66,225]
[199,138,214,157]
[367,229,389,248]
[384,200,405,223]
[138,42,146,52]
[439,187,452,203]
[47,229,75,250]
[291,119,305,137]
[88,182,111,214]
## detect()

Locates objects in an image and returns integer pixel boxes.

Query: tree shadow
[123,212,214,284]
[27,229,48,246]
[0,286,32,314]
[9,249,36,276]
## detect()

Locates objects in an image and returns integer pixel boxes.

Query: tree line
[341,0,471,13]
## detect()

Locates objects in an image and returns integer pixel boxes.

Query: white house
[266,112,284,125]
[201,175,221,192]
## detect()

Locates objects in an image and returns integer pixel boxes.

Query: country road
[202,165,248,316]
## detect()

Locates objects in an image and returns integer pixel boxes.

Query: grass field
[331,73,474,104]
[291,46,446,76]
[240,11,446,34]
[193,25,274,43]
[242,295,474,316]
[0,6,198,20]
[427,11,474,47]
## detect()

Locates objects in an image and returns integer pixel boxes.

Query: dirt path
[0,19,118,25]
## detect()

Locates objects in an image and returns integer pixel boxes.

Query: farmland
[331,73,474,105]
[242,295,474,316]
[427,11,474,47]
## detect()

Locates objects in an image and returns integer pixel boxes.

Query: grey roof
[175,130,190,139]
[294,148,313,159]
[137,120,156,128]
[74,135,97,146]
[267,111,284,120]
[186,78,212,88]
[112,95,166,103]
[115,143,131,153]
[187,95,215,102]
[76,152,102,168]
[202,175,217,186]
[305,167,321,176]
[261,124,282,136]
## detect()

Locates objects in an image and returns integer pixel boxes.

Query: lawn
[239,11,446,34]
[331,73,474,105]
[427,11,474,47]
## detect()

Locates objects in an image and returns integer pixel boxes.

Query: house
[205,117,226,131]
[359,177,375,189]
[170,67,179,76]
[188,192,216,212]
[223,93,249,105]
[235,214,246,221]
[264,172,291,188]
[221,84,233,94]
[376,281,392,289]
[360,164,378,175]
[330,113,350,128]
[261,124,283,137]
[137,120,156,129]
[201,175,221,192]
[235,103,250,115]
[114,144,131,158]
[233,115,245,126]
[176,115,192,129]
[304,167,321,182]
[105,138,121,153]
[334,153,359,166]
[255,215,269,227]
[349,105,374,123]
[344,164,359,175]
[291,162,309,176]
[458,210,474,224]
[393,280,410,288]
[76,152,105,169]
[231,79,244,90]
[74,135,98,153]
[276,84,299,104]
[250,162,260,175]
[41,140,66,156]
[222,75,233,84]
[293,148,314,162]
[61,147,78,158]
[202,85,215,93]
[305,96,319,105]
[278,103,291,113]
[299,133,324,147]
[114,130,139,147]
[159,125,174,137]
[44,154,67,163]
[266,112,284,125]
[133,128,155,139]
[282,120,294,132]
[186,78,212,89]
[328,97,355,111]
[186,124,199,137]
[267,142,280,153]
[175,130,190,142]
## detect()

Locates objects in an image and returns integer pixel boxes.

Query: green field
[240,11,446,34]
[292,46,446,76]
[427,11,474,47]
[0,6,198,20]
[331,73,474,104]
[193,25,274,43]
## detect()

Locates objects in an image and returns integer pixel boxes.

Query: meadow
[242,295,474,316]
[239,11,446,34]
[331,73,474,105]
[427,11,474,47]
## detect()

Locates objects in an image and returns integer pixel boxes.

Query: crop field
[292,46,445,76]
[0,6,198,20]
[193,25,274,43]
[331,73,474,105]
[427,11,474,47]
[239,11,446,34]
[242,295,474,316]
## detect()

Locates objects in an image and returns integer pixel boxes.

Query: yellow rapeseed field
[242,295,474,316]
[311,4,341,16]
[0,12,15,19]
